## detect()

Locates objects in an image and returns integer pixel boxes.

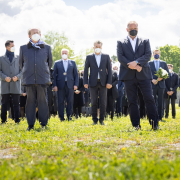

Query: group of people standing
[0,21,179,131]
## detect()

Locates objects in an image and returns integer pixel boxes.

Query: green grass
[0,106,180,180]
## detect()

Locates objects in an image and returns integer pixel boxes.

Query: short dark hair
[5,40,14,47]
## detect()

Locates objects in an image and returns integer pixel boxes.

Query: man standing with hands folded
[117,21,159,130]
[83,40,112,125]
[0,40,22,124]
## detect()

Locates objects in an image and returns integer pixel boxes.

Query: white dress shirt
[94,53,101,79]
[128,35,137,52]
[63,59,68,81]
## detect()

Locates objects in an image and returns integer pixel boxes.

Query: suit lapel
[125,38,134,54]
[151,61,156,72]
[67,60,71,71]
[93,54,98,67]
[60,60,65,72]
[11,55,17,64]
[3,55,10,64]
[99,54,104,68]
[135,37,141,53]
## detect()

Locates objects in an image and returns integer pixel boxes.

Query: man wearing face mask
[83,40,112,125]
[164,64,178,119]
[53,49,79,121]
[117,21,159,130]
[19,28,53,131]
[149,49,169,121]
[0,40,22,124]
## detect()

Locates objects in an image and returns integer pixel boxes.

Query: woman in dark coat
[73,71,85,118]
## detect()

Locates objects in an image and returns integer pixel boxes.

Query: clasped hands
[127,61,142,72]
[152,78,163,85]
[53,86,78,92]
[167,91,174,96]
[5,76,18,82]
[84,84,112,89]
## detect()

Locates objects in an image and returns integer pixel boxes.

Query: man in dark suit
[117,21,159,130]
[53,49,79,121]
[149,49,169,121]
[164,64,178,119]
[83,40,112,125]
[106,70,118,120]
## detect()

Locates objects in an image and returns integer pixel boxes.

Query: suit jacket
[117,37,152,81]
[0,54,22,94]
[149,60,169,89]
[110,71,119,99]
[53,59,79,89]
[83,53,112,87]
[164,72,179,99]
[19,42,53,85]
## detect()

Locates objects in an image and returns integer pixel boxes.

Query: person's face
[61,50,69,59]
[29,29,41,40]
[153,51,160,60]
[126,24,138,37]
[168,66,173,71]
[113,66,118,71]
[93,43,102,55]
[6,42,14,51]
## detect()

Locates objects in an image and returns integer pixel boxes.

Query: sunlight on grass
[0,105,180,179]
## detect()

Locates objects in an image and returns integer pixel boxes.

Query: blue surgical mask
[154,54,159,59]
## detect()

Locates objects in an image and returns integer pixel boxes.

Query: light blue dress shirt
[63,59,68,81]
[153,59,160,71]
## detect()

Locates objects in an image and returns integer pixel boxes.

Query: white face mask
[169,69,172,73]
[10,47,15,52]
[95,48,101,54]
[31,34,40,42]
[62,54,68,60]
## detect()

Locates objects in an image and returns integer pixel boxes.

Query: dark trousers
[153,86,165,120]
[1,94,20,123]
[26,85,49,127]
[165,98,176,117]
[124,78,158,127]
[138,88,146,119]
[73,106,82,118]
[89,81,107,123]
[57,82,74,120]
[106,95,115,119]
[116,93,123,116]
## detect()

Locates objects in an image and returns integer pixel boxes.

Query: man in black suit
[164,64,178,119]
[53,49,79,121]
[149,49,169,121]
[83,40,112,125]
[106,70,119,121]
[117,21,159,130]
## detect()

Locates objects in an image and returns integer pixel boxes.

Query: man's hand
[5,77,11,82]
[84,84,88,89]
[127,61,137,69]
[169,91,174,95]
[22,93,27,97]
[75,90,80,94]
[106,84,112,89]
[74,86,78,90]
[152,79,158,85]
[53,86,58,92]
[13,76,18,82]
[157,77,163,81]
[134,65,142,72]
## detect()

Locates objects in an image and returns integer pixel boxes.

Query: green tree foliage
[159,45,180,74]
[43,31,74,64]
[111,55,118,63]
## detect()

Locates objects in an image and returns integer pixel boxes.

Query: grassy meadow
[0,105,180,180]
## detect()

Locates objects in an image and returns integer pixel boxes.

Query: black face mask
[129,29,137,36]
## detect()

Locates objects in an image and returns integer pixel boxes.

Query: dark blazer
[53,59,79,89]
[117,37,152,81]
[19,42,53,85]
[164,72,179,99]
[111,71,119,99]
[149,60,169,89]
[83,53,112,87]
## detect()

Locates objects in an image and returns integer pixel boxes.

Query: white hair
[61,49,69,54]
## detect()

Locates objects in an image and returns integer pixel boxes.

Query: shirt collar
[127,35,137,41]
[94,53,101,56]
[62,59,68,62]
[153,59,160,62]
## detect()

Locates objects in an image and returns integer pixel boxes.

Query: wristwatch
[135,60,138,64]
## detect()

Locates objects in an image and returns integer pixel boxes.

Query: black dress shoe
[165,116,168,119]
[27,126,34,131]
[100,122,105,125]
[134,125,141,131]
[172,116,176,119]
[152,125,160,130]
[92,122,97,125]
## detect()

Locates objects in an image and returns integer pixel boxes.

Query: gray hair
[28,28,41,35]
[127,21,138,28]
[94,40,103,46]
[61,48,69,54]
